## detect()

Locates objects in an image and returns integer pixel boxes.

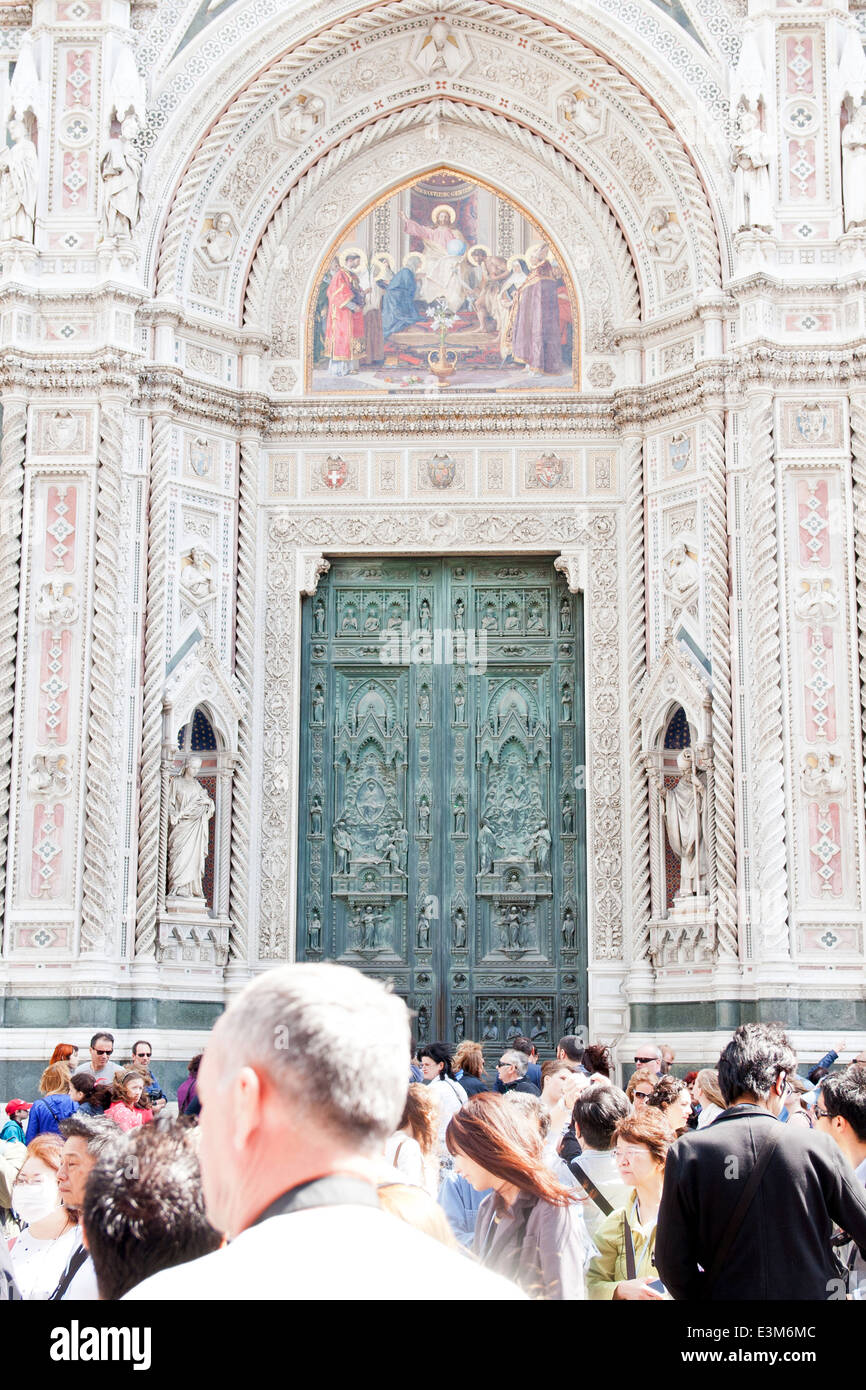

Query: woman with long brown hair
[445,1092,588,1299]
[105,1069,153,1134]
[384,1082,439,1196]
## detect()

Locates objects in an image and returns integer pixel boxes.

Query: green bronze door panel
[297,557,585,1055]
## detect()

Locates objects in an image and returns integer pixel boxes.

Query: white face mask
[13,1176,60,1225]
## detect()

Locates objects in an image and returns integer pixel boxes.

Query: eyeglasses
[94,1049,113,1056]
[135,1052,152,1058]
[813,1107,831,1120]
[634,1056,656,1064]
[634,1090,653,1100]
[13,1175,47,1187]
[497,1061,510,1068]
[615,1145,650,1161]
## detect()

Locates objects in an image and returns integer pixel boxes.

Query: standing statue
[660,748,708,898]
[530,822,551,872]
[167,757,214,900]
[310,795,323,837]
[843,103,866,230]
[482,1010,499,1041]
[307,908,322,952]
[313,598,326,634]
[454,1006,465,1045]
[100,114,142,239]
[561,682,573,723]
[563,1006,576,1036]
[561,907,576,949]
[452,906,467,949]
[418,796,431,835]
[0,118,38,243]
[562,794,574,835]
[453,793,466,834]
[478,819,496,873]
[559,597,572,633]
[732,109,773,233]
[333,819,352,874]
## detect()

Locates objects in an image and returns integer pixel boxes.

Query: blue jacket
[438,1171,493,1248]
[25,1096,77,1141]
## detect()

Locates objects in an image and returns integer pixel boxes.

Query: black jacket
[501,1078,541,1097]
[655,1105,866,1301]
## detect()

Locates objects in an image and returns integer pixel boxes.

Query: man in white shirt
[567,1083,632,1242]
[85,1031,121,1083]
[124,964,523,1301]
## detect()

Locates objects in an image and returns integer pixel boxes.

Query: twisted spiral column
[229,435,259,963]
[704,411,738,958]
[849,397,866,778]
[746,399,789,958]
[0,400,26,932]
[80,405,124,953]
[625,433,650,960]
[135,413,171,957]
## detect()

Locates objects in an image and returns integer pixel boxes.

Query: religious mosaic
[307,169,577,393]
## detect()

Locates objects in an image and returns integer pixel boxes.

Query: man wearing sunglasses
[632,1046,662,1076]
[86,1032,121,1084]
[131,1040,165,1107]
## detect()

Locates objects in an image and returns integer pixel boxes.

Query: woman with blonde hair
[625,1065,656,1108]
[383,1082,439,1196]
[24,1062,76,1142]
[694,1068,725,1128]
[587,1108,675,1300]
[453,1040,490,1097]
[105,1069,153,1134]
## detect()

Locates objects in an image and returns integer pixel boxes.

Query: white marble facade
[1,0,866,1079]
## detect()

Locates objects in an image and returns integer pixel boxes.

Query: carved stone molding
[260,505,624,963]
[0,400,26,941]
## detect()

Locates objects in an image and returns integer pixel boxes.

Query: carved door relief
[297,558,586,1049]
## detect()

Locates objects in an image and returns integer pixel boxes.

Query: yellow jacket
[586,1193,659,1300]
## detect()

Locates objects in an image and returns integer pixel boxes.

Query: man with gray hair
[496,1049,541,1096]
[124,963,524,1300]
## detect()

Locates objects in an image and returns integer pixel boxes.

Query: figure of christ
[400,204,471,313]
[503,243,564,375]
[325,251,367,376]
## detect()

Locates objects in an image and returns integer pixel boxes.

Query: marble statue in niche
[843,103,866,230]
[660,748,708,899]
[732,109,772,233]
[167,757,214,901]
[100,113,143,240]
[0,117,37,242]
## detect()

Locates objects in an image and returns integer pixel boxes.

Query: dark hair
[132,1040,153,1057]
[582,1043,611,1077]
[82,1120,222,1300]
[70,1071,97,1100]
[90,1031,115,1050]
[446,1093,577,1209]
[572,1083,631,1151]
[717,1023,797,1106]
[187,1053,203,1076]
[58,1113,117,1157]
[557,1036,584,1064]
[646,1074,685,1112]
[819,1066,866,1142]
[418,1042,454,1078]
[810,1066,830,1085]
[511,1036,534,1058]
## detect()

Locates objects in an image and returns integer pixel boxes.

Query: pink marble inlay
[38,629,71,744]
[786,36,814,95]
[31,803,64,898]
[804,625,836,742]
[807,801,842,897]
[797,480,831,568]
[65,50,92,109]
[45,485,77,572]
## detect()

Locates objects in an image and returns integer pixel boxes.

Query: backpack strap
[569,1159,614,1217]
[623,1210,637,1281]
[48,1244,89,1301]
[703,1124,782,1294]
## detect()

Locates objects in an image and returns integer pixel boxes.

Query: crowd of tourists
[1,965,865,1301]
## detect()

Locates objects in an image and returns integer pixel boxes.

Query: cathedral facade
[1,0,865,1090]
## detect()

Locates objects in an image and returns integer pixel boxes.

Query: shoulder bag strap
[623,1210,637,1281]
[48,1244,89,1302]
[569,1159,614,1217]
[703,1124,782,1294]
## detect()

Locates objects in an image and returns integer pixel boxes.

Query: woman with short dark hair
[446,1092,588,1299]
[587,1108,674,1300]
[646,1074,693,1136]
[69,1072,112,1116]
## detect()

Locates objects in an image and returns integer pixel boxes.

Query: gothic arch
[144,0,728,324]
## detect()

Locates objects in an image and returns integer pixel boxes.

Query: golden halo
[371,251,396,272]
[403,251,425,270]
[431,203,456,224]
[467,243,492,264]
[339,245,367,271]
